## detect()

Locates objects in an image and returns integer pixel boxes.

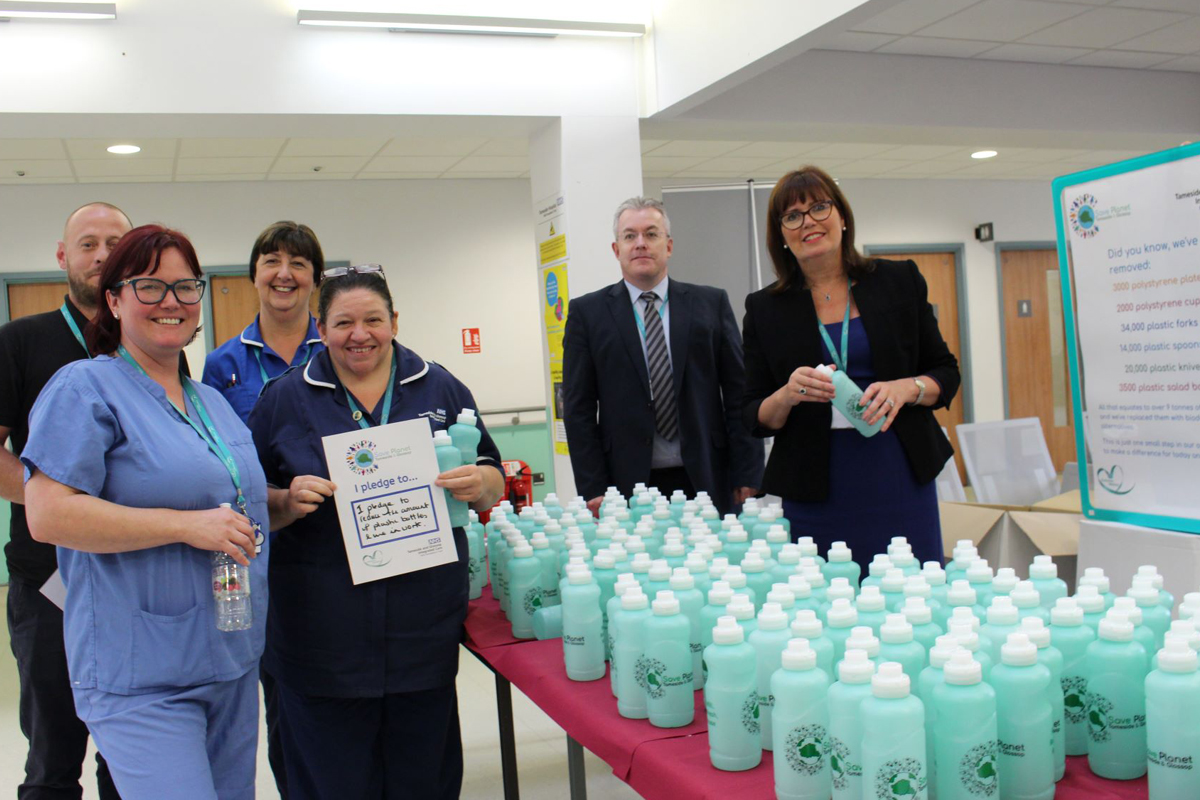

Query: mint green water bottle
[1137,565,1175,613]
[991,567,1018,601]
[1085,611,1148,779]
[465,510,484,600]
[945,542,977,586]
[607,576,639,697]
[991,632,1054,800]
[728,593,758,640]
[432,429,469,527]
[1028,556,1068,610]
[1129,577,1171,651]
[751,603,793,750]
[700,581,735,650]
[789,575,823,618]
[861,555,894,591]
[724,566,757,609]
[933,649,999,800]
[879,613,927,682]
[1181,592,1200,621]
[923,562,949,610]
[767,526,791,563]
[667,569,705,691]
[562,567,605,681]
[901,597,942,655]
[1011,581,1049,624]
[823,541,861,590]
[814,364,884,437]
[1146,638,1200,800]
[881,569,908,613]
[644,591,695,728]
[980,597,1021,667]
[795,537,826,569]
[966,560,995,611]
[791,609,836,683]
[661,539,686,571]
[1114,597,1157,664]
[942,580,984,629]
[1048,597,1095,757]
[753,507,782,542]
[685,553,712,598]
[508,542,541,639]
[742,553,774,611]
[828,649,876,800]
[836,626,880,676]
[903,576,943,625]
[918,635,960,799]
[855,586,889,637]
[704,616,762,771]
[772,639,833,800]
[1153,622,1200,670]
[1079,567,1117,610]
[825,577,856,614]
[614,589,651,719]
[447,406,480,467]
[773,543,801,584]
[1021,617,1065,782]
[861,662,928,800]
[1075,585,1107,636]
[591,551,619,661]
[826,599,859,665]
[888,538,920,577]
[529,532,559,608]
[767,585,798,626]
[948,621,993,681]
[645,560,672,603]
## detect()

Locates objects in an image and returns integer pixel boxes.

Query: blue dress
[781,317,942,568]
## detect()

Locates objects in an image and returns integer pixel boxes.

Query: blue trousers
[73,668,259,800]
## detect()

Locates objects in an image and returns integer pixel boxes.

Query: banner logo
[345,440,378,475]
[1070,194,1100,238]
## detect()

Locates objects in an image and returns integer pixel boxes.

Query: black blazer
[741,258,960,502]
[562,278,764,512]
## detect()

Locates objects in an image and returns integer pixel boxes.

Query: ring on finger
[886,398,896,409]
[799,387,807,396]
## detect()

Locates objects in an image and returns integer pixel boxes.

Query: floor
[0,586,642,799]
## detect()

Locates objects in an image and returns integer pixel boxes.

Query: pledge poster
[322,418,457,584]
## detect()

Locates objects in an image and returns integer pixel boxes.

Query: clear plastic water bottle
[213,504,251,632]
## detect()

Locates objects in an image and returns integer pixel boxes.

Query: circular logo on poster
[345,440,378,475]
[1069,194,1100,239]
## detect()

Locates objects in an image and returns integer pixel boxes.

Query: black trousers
[276,682,463,800]
[261,664,289,799]
[6,577,120,800]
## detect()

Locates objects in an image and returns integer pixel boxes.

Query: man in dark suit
[562,196,763,515]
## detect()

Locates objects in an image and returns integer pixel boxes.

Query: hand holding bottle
[184,505,257,566]
[858,379,918,430]
[780,365,835,405]
[435,464,486,503]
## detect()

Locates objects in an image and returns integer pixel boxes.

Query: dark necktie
[641,292,679,441]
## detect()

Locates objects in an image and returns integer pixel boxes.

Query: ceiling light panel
[296,10,644,37]
[0,1,115,20]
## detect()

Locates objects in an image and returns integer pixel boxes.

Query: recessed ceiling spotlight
[971,150,998,160]
[107,144,141,155]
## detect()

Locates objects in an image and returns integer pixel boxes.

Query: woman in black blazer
[742,165,960,567]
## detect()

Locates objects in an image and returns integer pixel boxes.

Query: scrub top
[20,356,269,696]
[248,343,503,699]
[202,314,323,423]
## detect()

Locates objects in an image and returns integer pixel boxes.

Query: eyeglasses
[323,263,385,280]
[112,278,206,305]
[780,201,835,231]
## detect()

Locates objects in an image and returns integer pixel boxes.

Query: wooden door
[7,280,67,321]
[877,251,967,482]
[1001,248,1076,472]
[210,275,321,350]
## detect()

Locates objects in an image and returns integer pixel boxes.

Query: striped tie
[641,292,679,441]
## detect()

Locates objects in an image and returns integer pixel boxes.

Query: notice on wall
[535,192,571,455]
[1054,143,1200,533]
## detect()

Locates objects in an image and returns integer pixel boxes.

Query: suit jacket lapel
[605,282,651,397]
[667,279,690,396]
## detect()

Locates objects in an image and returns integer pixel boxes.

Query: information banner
[535,192,571,456]
[1053,143,1200,533]
[322,418,458,584]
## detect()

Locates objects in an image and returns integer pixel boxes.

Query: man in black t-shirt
[0,202,132,799]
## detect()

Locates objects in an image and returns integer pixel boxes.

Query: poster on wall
[1053,142,1200,534]
[535,192,571,456]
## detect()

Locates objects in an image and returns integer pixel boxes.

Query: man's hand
[586,496,603,517]
[733,487,758,505]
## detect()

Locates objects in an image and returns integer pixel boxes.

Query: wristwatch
[911,378,927,406]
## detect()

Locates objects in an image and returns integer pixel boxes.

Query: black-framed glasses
[112,278,206,305]
[324,263,385,280]
[781,201,835,230]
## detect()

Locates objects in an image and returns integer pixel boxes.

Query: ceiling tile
[361,156,458,173]
[1066,49,1179,68]
[807,142,902,159]
[0,159,74,178]
[640,139,670,153]
[995,147,1094,162]
[1111,0,1200,12]
[178,138,285,158]
[691,156,782,171]
[817,31,899,51]
[267,172,358,181]
[852,0,980,36]
[271,156,369,174]
[878,144,966,160]
[0,177,75,185]
[646,140,751,157]
[1148,54,1200,71]
[1113,17,1200,53]
[77,176,173,184]
[281,138,386,157]
[356,172,452,180]
[1062,149,1150,163]
[73,158,174,177]
[642,155,711,172]
[445,156,529,172]
[66,139,177,159]
[377,137,487,156]
[472,138,529,156]
[440,172,526,179]
[724,141,826,158]
[1020,7,1187,48]
[760,157,853,173]
[0,139,67,159]
[876,37,1000,58]
[844,158,912,173]
[176,174,267,182]
[976,43,1095,63]
[917,0,1089,42]
[176,157,275,175]
[885,161,971,175]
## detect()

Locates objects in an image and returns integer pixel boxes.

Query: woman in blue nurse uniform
[22,225,268,800]
[248,265,505,799]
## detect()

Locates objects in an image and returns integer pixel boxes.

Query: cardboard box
[1031,490,1082,515]
[939,501,1081,592]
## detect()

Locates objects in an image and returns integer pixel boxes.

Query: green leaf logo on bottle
[640,657,668,699]
[958,740,999,797]
[741,691,761,735]
[784,724,829,776]
[846,390,868,422]
[829,738,851,790]
[701,658,709,684]
[522,588,543,616]
[1086,694,1114,743]
[874,758,926,799]
[1062,676,1088,723]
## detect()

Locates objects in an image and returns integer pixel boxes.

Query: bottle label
[741,691,761,735]
[635,657,693,698]
[957,740,999,797]
[829,737,859,789]
[1147,749,1195,771]
[563,634,587,646]
[783,724,829,776]
[872,758,926,800]
[1086,692,1145,743]
[522,587,544,616]
[1062,675,1088,723]
[468,557,479,581]
[690,642,702,653]
[998,740,1025,757]
[757,692,775,710]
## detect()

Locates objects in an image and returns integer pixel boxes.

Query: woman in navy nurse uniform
[248,265,506,799]
[21,225,269,800]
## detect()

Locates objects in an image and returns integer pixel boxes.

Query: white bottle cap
[767,586,796,609]
[799,556,818,570]
[815,364,834,378]
[845,626,881,657]
[530,532,550,549]
[942,648,982,685]
[827,577,855,604]
[1050,597,1083,627]
[856,585,886,612]
[901,596,933,626]
[728,595,755,621]
[796,538,818,559]
[1128,581,1160,607]
[1019,613,1047,642]
[1080,567,1111,594]
[777,545,801,565]
[1001,632,1038,666]
[701,507,720,521]
[468,509,479,524]
[871,661,911,698]
[986,596,1020,625]
[781,638,818,671]
[890,546,916,568]
[669,489,687,502]
[1029,555,1058,579]
[741,553,766,573]
[519,506,536,519]
[921,562,947,586]
[724,567,747,590]
[685,555,708,574]
[1156,637,1199,673]
[1099,610,1135,642]
[704,612,744,644]
[889,536,909,550]
[513,543,533,558]
[801,566,826,589]
[648,561,672,582]
[569,568,593,585]
[1113,596,1143,626]
[947,579,978,606]
[991,567,1019,594]
[432,429,453,446]
[1137,565,1165,590]
[653,590,680,615]
[838,648,876,684]
[880,614,914,644]
[828,541,853,563]
[929,635,960,668]
[827,598,858,628]
[868,555,894,577]
[766,526,789,545]
[759,507,778,523]
[634,521,654,537]
[498,500,514,513]
[668,569,695,592]
[625,536,646,554]
[1074,585,1105,613]
[949,621,980,652]
[950,606,982,633]
[902,576,931,599]
[621,589,649,611]
[1168,619,1200,649]
[758,602,789,631]
[967,559,994,583]
[615,573,638,590]
[661,541,685,559]
[787,575,813,599]
[791,609,824,638]
[707,582,734,606]
[544,520,563,535]
[881,569,907,593]
[710,556,730,575]
[631,553,652,574]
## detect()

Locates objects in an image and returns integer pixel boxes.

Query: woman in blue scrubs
[248,266,505,799]
[22,225,269,800]
[202,220,325,421]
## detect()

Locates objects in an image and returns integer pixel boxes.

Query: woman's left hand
[859,379,920,431]
[435,465,485,503]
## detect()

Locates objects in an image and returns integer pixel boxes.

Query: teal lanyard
[252,339,315,385]
[117,345,247,512]
[60,302,91,359]
[816,279,853,373]
[344,351,397,429]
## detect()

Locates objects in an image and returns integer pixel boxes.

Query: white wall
[0,179,547,412]
[644,175,1059,423]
